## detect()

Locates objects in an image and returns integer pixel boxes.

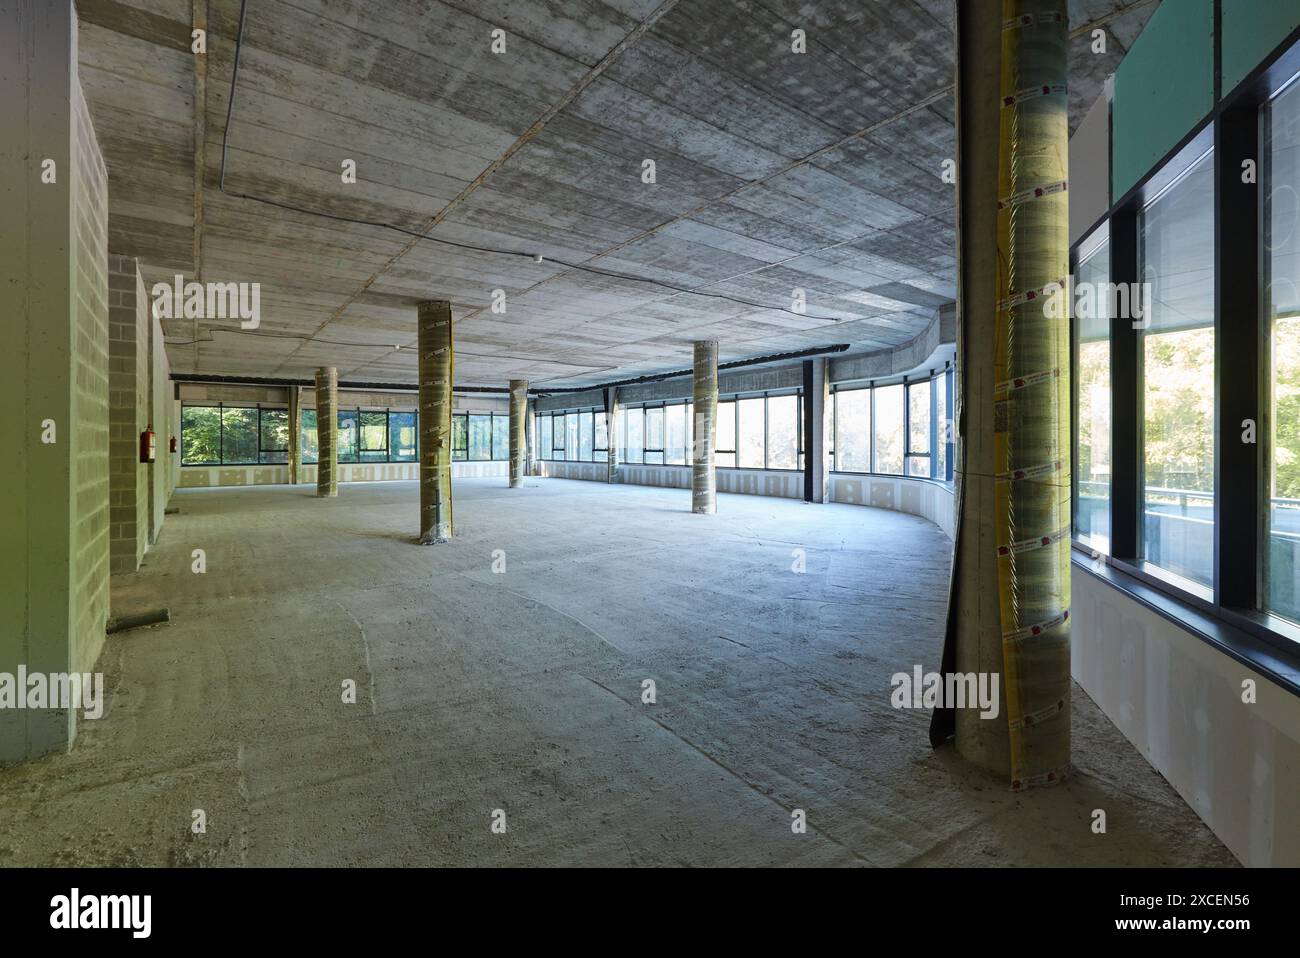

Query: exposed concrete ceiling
[77,0,1157,387]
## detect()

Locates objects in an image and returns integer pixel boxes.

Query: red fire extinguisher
[140,426,156,463]
[170,435,177,453]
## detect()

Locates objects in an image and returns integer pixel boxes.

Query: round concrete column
[691,341,718,514]
[418,301,453,543]
[509,379,527,488]
[314,367,338,498]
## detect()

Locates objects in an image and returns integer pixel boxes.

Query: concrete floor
[0,478,1236,866]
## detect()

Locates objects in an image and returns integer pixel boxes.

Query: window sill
[1071,551,1300,698]
[829,470,955,489]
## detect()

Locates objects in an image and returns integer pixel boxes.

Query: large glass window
[565,412,579,462]
[595,411,608,456]
[337,410,359,463]
[906,381,930,477]
[1139,150,1215,589]
[180,406,221,464]
[834,388,871,471]
[936,371,949,481]
[359,411,388,463]
[1267,80,1300,624]
[644,406,664,465]
[579,411,594,461]
[452,414,468,461]
[539,414,553,460]
[626,406,643,464]
[874,384,905,475]
[301,409,318,464]
[716,400,736,467]
[258,408,289,463]
[220,407,258,463]
[737,397,764,468]
[469,414,492,461]
[1075,226,1112,553]
[390,412,417,461]
[767,394,799,470]
[492,413,509,461]
[665,404,686,465]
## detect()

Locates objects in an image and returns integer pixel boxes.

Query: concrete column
[315,367,338,498]
[418,301,453,542]
[508,379,527,487]
[605,386,620,483]
[287,385,300,485]
[941,0,1070,788]
[691,341,718,514]
[804,358,829,503]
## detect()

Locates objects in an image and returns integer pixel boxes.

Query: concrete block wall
[107,254,148,573]
[71,75,110,678]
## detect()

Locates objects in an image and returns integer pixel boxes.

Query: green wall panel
[1222,0,1300,95]
[1112,0,1214,198]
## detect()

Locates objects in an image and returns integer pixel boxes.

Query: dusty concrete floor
[0,478,1236,867]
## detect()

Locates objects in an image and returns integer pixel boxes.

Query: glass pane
[258,408,289,463]
[579,410,593,461]
[737,397,764,468]
[390,411,417,461]
[181,406,221,465]
[492,414,509,460]
[221,407,258,463]
[665,404,685,464]
[1139,151,1215,588]
[565,412,578,461]
[595,411,608,452]
[626,407,643,463]
[452,414,468,461]
[540,414,552,460]
[834,389,870,472]
[936,375,949,480]
[301,409,318,464]
[874,384,904,474]
[469,414,491,461]
[337,410,359,463]
[906,455,930,477]
[359,411,387,452]
[1076,231,1112,551]
[767,394,798,469]
[644,407,664,464]
[716,400,735,467]
[1267,82,1300,623]
[908,382,930,456]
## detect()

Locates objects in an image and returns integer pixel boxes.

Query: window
[766,394,799,470]
[338,410,359,463]
[390,412,417,462]
[665,404,686,465]
[221,407,258,463]
[180,406,221,464]
[469,414,491,461]
[259,409,289,464]
[644,406,664,464]
[452,414,468,461]
[595,411,608,457]
[716,400,736,467]
[1267,80,1300,624]
[834,388,871,472]
[1138,150,1215,590]
[626,406,643,464]
[564,412,578,462]
[936,371,950,481]
[539,414,553,460]
[906,381,930,477]
[1075,225,1112,553]
[578,410,594,461]
[359,411,388,462]
[737,397,764,468]
[301,409,318,464]
[874,384,905,475]
[492,413,509,461]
